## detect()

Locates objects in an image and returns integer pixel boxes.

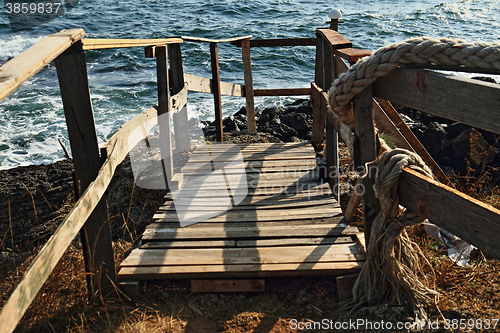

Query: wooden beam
[315,29,352,50]
[156,46,174,186]
[210,42,224,142]
[55,42,116,298]
[191,279,265,293]
[311,82,356,158]
[0,29,84,103]
[336,48,371,64]
[399,168,500,259]
[311,82,325,147]
[182,35,252,43]
[231,38,316,48]
[353,84,379,245]
[372,100,415,152]
[168,44,191,152]
[343,178,362,223]
[241,39,256,133]
[375,98,451,186]
[373,69,500,135]
[253,88,311,96]
[82,38,182,50]
[184,73,245,97]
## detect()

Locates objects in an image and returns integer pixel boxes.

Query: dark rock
[235,106,247,116]
[281,112,312,133]
[223,116,239,132]
[298,130,312,141]
[438,156,453,167]
[447,122,471,139]
[258,106,285,131]
[422,122,447,157]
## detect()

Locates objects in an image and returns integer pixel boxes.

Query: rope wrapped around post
[351,149,439,319]
[328,37,500,130]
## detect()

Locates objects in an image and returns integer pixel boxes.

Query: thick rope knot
[374,149,434,224]
[352,149,438,320]
[327,37,500,130]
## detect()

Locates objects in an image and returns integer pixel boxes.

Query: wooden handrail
[400,167,500,258]
[81,38,183,50]
[0,106,159,333]
[231,38,316,48]
[0,29,84,103]
[374,69,500,135]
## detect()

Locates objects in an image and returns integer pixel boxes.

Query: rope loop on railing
[351,148,438,320]
[328,37,500,130]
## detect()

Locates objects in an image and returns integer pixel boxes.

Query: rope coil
[328,37,500,129]
[352,149,439,320]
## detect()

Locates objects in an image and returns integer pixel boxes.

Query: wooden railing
[312,26,500,255]
[0,28,320,332]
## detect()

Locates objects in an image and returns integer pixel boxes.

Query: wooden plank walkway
[118,142,364,281]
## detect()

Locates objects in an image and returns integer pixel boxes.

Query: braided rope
[352,149,439,320]
[328,37,500,129]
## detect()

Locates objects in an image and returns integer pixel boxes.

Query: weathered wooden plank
[373,69,500,135]
[231,38,316,48]
[168,43,191,152]
[191,279,265,293]
[336,48,371,64]
[399,168,500,259]
[241,39,256,132]
[159,198,338,211]
[121,244,364,266]
[152,209,342,223]
[156,46,174,185]
[55,44,116,298]
[140,240,236,249]
[372,99,415,152]
[210,42,224,142]
[147,216,346,230]
[83,38,182,50]
[161,183,331,197]
[315,29,352,50]
[0,29,84,103]
[253,88,311,96]
[236,236,354,247]
[163,193,333,206]
[183,73,245,97]
[375,98,451,186]
[353,84,379,245]
[118,261,363,280]
[142,224,359,241]
[343,178,362,224]
[182,35,252,43]
[311,82,356,158]
[311,82,325,146]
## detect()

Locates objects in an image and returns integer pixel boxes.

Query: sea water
[0,0,498,169]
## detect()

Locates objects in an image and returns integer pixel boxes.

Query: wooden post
[156,46,174,187]
[313,32,325,150]
[168,43,191,152]
[210,42,224,142]
[322,36,340,199]
[353,84,379,244]
[55,41,116,298]
[241,39,256,133]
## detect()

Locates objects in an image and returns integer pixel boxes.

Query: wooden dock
[118,142,365,282]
